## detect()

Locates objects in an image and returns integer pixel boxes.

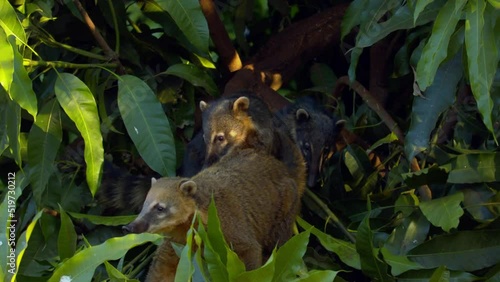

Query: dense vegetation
[0,0,499,281]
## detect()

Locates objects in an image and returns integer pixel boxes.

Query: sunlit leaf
[297,269,338,281]
[48,233,163,282]
[380,247,424,276]
[272,230,310,281]
[429,265,449,282]
[28,99,62,205]
[446,152,500,183]
[0,0,27,44]
[0,27,14,95]
[6,98,21,167]
[8,38,37,119]
[67,212,136,226]
[118,75,176,177]
[416,0,466,90]
[55,73,104,196]
[154,0,209,54]
[407,230,500,271]
[384,211,430,255]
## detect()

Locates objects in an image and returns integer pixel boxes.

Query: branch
[334,76,432,201]
[199,0,242,73]
[72,0,125,74]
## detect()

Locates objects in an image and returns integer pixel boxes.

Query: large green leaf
[272,231,310,281]
[341,0,370,40]
[419,192,464,232]
[407,230,500,271]
[161,63,218,96]
[6,98,21,167]
[446,152,500,183]
[9,211,43,282]
[415,0,466,91]
[154,0,209,54]
[384,211,430,255]
[413,0,436,25]
[28,99,62,205]
[8,38,37,119]
[48,233,163,282]
[57,206,77,261]
[175,219,196,282]
[297,217,360,269]
[380,247,424,276]
[117,74,176,177]
[297,270,338,282]
[356,212,394,281]
[397,269,479,281]
[234,252,275,282]
[405,49,462,161]
[0,0,26,44]
[0,27,14,93]
[465,0,499,135]
[357,1,443,48]
[55,72,104,196]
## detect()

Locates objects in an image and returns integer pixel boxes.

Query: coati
[199,92,306,196]
[123,148,301,281]
[276,97,344,187]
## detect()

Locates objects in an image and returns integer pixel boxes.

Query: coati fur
[123,148,301,281]
[276,97,344,187]
[199,92,306,196]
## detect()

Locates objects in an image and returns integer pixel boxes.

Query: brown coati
[276,97,344,187]
[199,92,306,196]
[123,148,301,281]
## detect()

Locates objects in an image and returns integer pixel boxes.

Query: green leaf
[176,221,195,282]
[196,220,228,282]
[341,0,369,40]
[48,233,163,282]
[298,269,338,281]
[0,28,14,94]
[381,247,424,276]
[407,230,500,271]
[9,211,43,282]
[401,165,449,188]
[348,47,363,82]
[55,73,104,196]
[384,211,430,256]
[6,97,21,167]
[154,0,209,54]
[162,63,218,96]
[104,261,139,281]
[8,38,37,119]
[57,206,77,261]
[67,212,136,226]
[28,99,62,205]
[429,265,449,282]
[446,152,500,183]
[419,192,464,232]
[397,268,479,281]
[272,231,310,281]
[416,0,466,91]
[368,132,399,152]
[405,49,463,160]
[413,0,436,25]
[487,0,500,8]
[357,2,442,48]
[0,0,27,44]
[465,0,499,135]
[233,251,276,282]
[117,75,176,177]
[356,212,394,281]
[297,217,360,269]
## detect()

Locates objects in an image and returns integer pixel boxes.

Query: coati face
[123,177,197,234]
[200,96,255,166]
[294,108,344,187]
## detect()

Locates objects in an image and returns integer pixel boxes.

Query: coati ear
[199,101,209,112]
[335,119,346,133]
[151,177,157,185]
[233,96,250,113]
[179,180,197,196]
[296,108,310,122]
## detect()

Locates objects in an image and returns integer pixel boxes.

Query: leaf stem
[304,188,357,243]
[24,59,117,69]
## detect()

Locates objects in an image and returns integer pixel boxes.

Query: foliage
[0,0,499,281]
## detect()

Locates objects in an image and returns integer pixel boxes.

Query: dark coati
[123,148,301,281]
[276,97,344,187]
[199,92,306,196]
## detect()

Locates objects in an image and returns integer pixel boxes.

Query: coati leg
[145,239,179,282]
[236,242,263,271]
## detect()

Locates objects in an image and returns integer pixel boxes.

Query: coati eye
[154,204,166,212]
[215,134,225,142]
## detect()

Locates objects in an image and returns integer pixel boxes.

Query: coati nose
[122,225,132,234]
